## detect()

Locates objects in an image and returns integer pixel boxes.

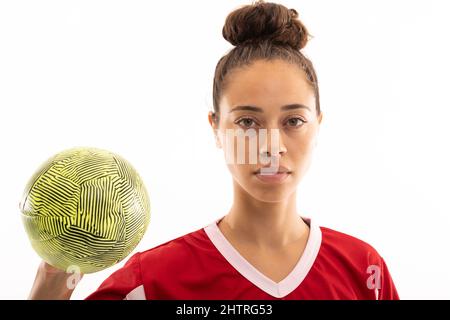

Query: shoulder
[85,228,208,300]
[313,223,399,300]
[318,224,384,264]
[137,226,209,268]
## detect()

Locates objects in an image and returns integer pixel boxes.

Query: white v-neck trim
[203,215,322,298]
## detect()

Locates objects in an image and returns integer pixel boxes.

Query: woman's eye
[236,118,257,128]
[286,117,306,128]
[235,117,306,129]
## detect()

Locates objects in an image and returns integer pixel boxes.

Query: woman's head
[208,0,322,203]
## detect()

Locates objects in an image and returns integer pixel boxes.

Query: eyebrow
[229,104,311,113]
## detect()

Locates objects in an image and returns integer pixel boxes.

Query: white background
[1,0,449,300]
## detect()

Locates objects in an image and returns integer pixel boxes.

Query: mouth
[253,166,292,175]
[253,167,291,184]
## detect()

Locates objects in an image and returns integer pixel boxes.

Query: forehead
[221,59,315,111]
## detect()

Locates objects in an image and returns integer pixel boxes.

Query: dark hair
[211,0,321,125]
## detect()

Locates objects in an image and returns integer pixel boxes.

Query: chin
[250,190,292,203]
[232,172,297,202]
[247,182,294,203]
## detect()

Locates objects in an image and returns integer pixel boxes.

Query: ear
[317,112,323,125]
[208,111,222,149]
[315,112,323,148]
[207,111,215,127]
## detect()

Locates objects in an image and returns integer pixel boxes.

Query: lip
[254,172,290,184]
[254,165,292,174]
[253,165,292,184]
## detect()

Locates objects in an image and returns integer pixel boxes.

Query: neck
[220,180,309,249]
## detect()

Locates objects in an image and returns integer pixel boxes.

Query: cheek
[292,138,314,157]
[225,164,255,193]
[291,144,316,179]
[220,132,258,166]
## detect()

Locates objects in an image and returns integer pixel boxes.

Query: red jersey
[85,216,399,300]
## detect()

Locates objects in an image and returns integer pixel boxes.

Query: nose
[258,129,287,164]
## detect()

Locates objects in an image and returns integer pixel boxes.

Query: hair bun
[222,0,310,50]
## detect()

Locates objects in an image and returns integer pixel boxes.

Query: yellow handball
[19,147,151,274]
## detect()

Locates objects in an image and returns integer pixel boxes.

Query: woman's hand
[28,260,84,300]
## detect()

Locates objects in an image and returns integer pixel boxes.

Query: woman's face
[209,59,322,203]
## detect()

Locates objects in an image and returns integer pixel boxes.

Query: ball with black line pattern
[19,147,151,274]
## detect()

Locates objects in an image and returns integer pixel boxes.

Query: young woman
[29,0,399,300]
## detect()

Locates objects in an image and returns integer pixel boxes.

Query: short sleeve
[85,252,146,300]
[378,257,400,300]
